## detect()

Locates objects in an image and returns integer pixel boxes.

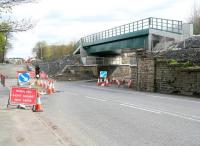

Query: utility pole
[39,43,42,60]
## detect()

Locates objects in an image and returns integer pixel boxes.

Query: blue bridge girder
[74,17,183,55]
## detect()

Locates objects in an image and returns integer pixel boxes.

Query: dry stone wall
[155,58,200,96]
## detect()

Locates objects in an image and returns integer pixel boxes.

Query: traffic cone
[32,92,43,112]
[97,78,102,86]
[128,79,133,88]
[105,78,109,86]
[52,80,56,93]
[41,80,44,88]
[44,80,48,89]
[116,79,120,87]
[101,78,106,86]
[47,80,53,94]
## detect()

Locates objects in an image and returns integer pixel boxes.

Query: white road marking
[120,103,161,114]
[161,111,200,123]
[80,85,200,123]
[120,103,200,123]
[81,85,200,104]
[151,95,200,104]
[85,96,107,102]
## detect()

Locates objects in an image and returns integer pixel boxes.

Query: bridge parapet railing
[80,17,182,45]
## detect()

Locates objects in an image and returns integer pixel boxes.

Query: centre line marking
[160,111,200,123]
[85,96,107,102]
[120,103,200,123]
[120,103,161,114]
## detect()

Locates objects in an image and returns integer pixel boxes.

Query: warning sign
[9,87,37,105]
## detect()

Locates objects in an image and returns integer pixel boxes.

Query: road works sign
[9,87,37,105]
[18,72,30,83]
[100,71,107,78]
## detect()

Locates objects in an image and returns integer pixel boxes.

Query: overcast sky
[5,0,198,58]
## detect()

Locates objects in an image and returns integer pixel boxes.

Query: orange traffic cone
[105,78,109,86]
[32,92,43,112]
[40,80,44,88]
[47,80,53,94]
[97,78,102,86]
[52,80,56,93]
[44,80,47,89]
[116,79,120,87]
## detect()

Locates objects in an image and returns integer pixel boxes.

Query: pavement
[0,64,70,146]
[0,86,68,146]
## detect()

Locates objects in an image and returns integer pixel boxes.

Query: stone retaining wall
[155,59,200,96]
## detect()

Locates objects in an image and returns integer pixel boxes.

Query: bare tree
[0,0,37,32]
[189,2,200,35]
[0,0,37,62]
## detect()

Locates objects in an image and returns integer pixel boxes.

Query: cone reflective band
[36,97,42,104]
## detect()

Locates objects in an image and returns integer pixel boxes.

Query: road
[38,81,200,146]
[0,64,26,78]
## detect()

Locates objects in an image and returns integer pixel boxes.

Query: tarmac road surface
[38,81,200,146]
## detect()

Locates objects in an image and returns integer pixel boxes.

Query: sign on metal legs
[8,87,37,107]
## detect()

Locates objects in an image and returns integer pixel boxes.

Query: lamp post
[39,44,42,60]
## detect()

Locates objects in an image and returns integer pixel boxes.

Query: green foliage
[33,41,76,60]
[0,32,6,53]
[169,59,178,65]
[168,59,198,69]
[183,61,193,67]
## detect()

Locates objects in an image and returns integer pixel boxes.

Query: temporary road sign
[9,87,37,106]
[100,71,107,78]
[18,72,30,83]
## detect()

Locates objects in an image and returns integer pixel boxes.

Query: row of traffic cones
[97,77,134,88]
[32,80,56,112]
[97,78,110,86]
[47,80,56,94]
[34,79,56,95]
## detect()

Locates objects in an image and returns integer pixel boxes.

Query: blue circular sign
[18,72,30,83]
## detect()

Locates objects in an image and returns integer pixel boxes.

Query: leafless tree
[189,2,200,35]
[0,0,37,62]
[0,0,37,32]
